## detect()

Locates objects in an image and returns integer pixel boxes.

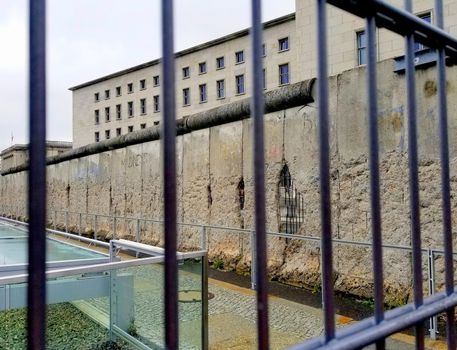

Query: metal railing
[3,208,456,341]
[15,0,457,349]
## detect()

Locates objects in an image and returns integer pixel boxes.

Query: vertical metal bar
[136,219,140,258]
[366,14,385,350]
[250,0,269,347]
[201,253,209,350]
[427,249,437,340]
[250,230,257,290]
[161,0,178,348]
[200,225,207,250]
[316,0,335,342]
[94,214,97,241]
[404,1,424,347]
[79,212,82,236]
[434,1,456,348]
[27,0,47,348]
[113,216,116,240]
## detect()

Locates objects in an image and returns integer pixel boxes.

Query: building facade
[71,0,457,148]
[0,141,72,172]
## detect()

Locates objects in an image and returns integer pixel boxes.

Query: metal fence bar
[404,0,424,348]
[316,0,335,342]
[161,0,178,348]
[434,0,457,348]
[28,0,47,348]
[366,12,385,350]
[250,0,269,348]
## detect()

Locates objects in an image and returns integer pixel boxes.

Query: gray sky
[0,0,295,151]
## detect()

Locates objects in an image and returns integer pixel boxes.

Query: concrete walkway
[206,278,447,350]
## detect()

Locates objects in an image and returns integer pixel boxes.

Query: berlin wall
[3,59,457,305]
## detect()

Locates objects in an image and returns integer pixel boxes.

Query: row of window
[94,63,290,124]
[94,123,157,142]
[94,96,160,123]
[356,12,431,65]
[94,37,290,102]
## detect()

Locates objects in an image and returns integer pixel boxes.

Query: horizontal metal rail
[0,249,206,286]
[30,209,457,257]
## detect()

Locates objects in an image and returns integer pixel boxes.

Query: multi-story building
[70,0,457,148]
[0,141,72,172]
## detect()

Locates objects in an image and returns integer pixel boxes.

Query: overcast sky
[0,0,295,151]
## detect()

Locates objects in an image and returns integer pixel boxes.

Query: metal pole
[113,216,117,240]
[94,214,98,241]
[27,0,47,347]
[250,231,257,290]
[79,212,82,236]
[427,249,437,340]
[65,211,68,233]
[201,253,209,350]
[200,225,207,250]
[161,0,178,348]
[136,219,140,258]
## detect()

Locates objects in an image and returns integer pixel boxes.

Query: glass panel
[0,254,205,349]
[113,257,203,349]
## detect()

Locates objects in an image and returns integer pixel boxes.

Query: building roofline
[1,141,72,156]
[68,13,295,91]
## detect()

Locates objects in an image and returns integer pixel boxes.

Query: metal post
[136,219,140,258]
[250,231,257,290]
[201,253,209,350]
[427,249,437,340]
[200,225,207,250]
[27,0,47,347]
[94,214,98,241]
[79,212,82,236]
[113,216,117,240]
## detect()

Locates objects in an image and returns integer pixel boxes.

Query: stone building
[70,0,457,148]
[0,141,72,172]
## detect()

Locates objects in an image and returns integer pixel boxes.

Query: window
[94,92,100,102]
[105,107,110,122]
[116,104,121,120]
[128,83,133,93]
[105,130,110,140]
[153,75,160,86]
[182,66,190,79]
[140,98,146,114]
[199,84,207,102]
[216,56,225,69]
[94,132,100,142]
[140,123,146,129]
[140,79,146,90]
[153,95,160,112]
[235,74,245,94]
[279,63,289,85]
[235,50,244,64]
[262,44,266,57]
[356,30,367,65]
[116,86,121,96]
[116,128,121,136]
[263,69,266,90]
[183,88,190,106]
[216,79,225,99]
[128,101,134,117]
[278,37,289,52]
[105,90,110,99]
[414,12,432,51]
[128,126,134,133]
[94,110,100,124]
[199,62,207,74]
